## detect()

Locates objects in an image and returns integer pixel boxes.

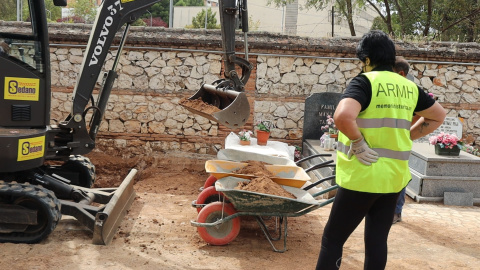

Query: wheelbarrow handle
[303,175,336,191]
[295,154,332,166]
[304,160,335,173]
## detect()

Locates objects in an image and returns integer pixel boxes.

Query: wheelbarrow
[199,149,335,191]
[193,159,318,213]
[191,176,338,252]
[193,155,336,213]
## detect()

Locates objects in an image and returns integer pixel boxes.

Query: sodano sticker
[4,77,40,101]
[17,136,45,161]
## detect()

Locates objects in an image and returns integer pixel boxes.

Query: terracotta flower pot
[239,140,251,146]
[256,130,270,146]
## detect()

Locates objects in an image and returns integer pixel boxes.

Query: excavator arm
[53,0,162,158]
[180,0,253,129]
[55,0,253,159]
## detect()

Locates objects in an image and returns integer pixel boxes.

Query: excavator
[0,0,252,245]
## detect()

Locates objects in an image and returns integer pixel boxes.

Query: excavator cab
[0,0,161,245]
[180,0,252,129]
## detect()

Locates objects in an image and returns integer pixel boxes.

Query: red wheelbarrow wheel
[195,186,229,213]
[203,175,217,189]
[197,202,240,246]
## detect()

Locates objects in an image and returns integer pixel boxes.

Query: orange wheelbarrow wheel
[196,202,240,246]
[203,175,217,189]
[195,186,229,213]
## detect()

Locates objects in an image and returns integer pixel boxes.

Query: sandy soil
[1,151,479,270]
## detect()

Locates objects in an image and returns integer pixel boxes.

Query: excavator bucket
[60,169,137,245]
[91,169,136,245]
[181,84,250,129]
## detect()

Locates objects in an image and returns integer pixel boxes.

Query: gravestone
[414,117,463,143]
[302,92,342,141]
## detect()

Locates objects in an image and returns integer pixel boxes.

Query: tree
[0,0,17,21]
[369,0,480,41]
[270,0,480,41]
[45,0,63,22]
[176,0,204,6]
[0,0,62,22]
[187,8,220,29]
[145,0,204,26]
[142,17,169,27]
[72,0,97,23]
[432,0,480,41]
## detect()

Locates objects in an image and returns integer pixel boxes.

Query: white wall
[173,6,221,28]
[173,0,377,38]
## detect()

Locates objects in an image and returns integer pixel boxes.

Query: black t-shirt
[342,66,435,112]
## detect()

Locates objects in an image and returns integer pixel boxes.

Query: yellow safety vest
[336,71,419,193]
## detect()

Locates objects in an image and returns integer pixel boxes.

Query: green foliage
[189,8,220,29]
[45,0,63,22]
[131,18,147,27]
[0,0,62,22]
[72,0,97,23]
[268,0,480,41]
[255,120,275,132]
[176,0,204,6]
[0,0,18,21]
[145,0,204,24]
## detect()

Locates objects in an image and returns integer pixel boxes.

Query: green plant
[189,8,220,29]
[238,129,253,141]
[255,120,274,132]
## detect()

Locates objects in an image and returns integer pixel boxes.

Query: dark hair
[394,56,409,74]
[356,30,396,67]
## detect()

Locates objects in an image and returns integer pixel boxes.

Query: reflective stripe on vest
[335,71,419,193]
[356,118,411,130]
[337,141,411,160]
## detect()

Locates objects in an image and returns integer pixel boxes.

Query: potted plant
[429,132,463,156]
[255,120,274,146]
[321,115,338,138]
[237,129,253,145]
[320,115,338,149]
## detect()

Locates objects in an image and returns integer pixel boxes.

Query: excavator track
[0,181,62,244]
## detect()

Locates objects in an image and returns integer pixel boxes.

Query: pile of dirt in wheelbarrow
[179,97,221,114]
[235,175,296,199]
[233,160,295,199]
[232,160,273,177]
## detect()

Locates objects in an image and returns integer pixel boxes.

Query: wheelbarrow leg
[255,216,288,253]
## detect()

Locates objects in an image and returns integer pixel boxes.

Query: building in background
[174,0,376,38]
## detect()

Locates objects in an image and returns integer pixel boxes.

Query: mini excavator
[0,0,252,244]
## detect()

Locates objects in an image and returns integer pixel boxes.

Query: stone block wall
[3,22,478,155]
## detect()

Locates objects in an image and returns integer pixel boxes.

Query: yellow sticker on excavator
[121,0,136,3]
[17,136,45,161]
[4,77,40,101]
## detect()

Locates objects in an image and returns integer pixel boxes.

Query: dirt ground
[1,151,479,270]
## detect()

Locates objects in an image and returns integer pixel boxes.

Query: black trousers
[316,187,400,270]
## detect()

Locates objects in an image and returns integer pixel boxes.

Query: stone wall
[3,22,478,155]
